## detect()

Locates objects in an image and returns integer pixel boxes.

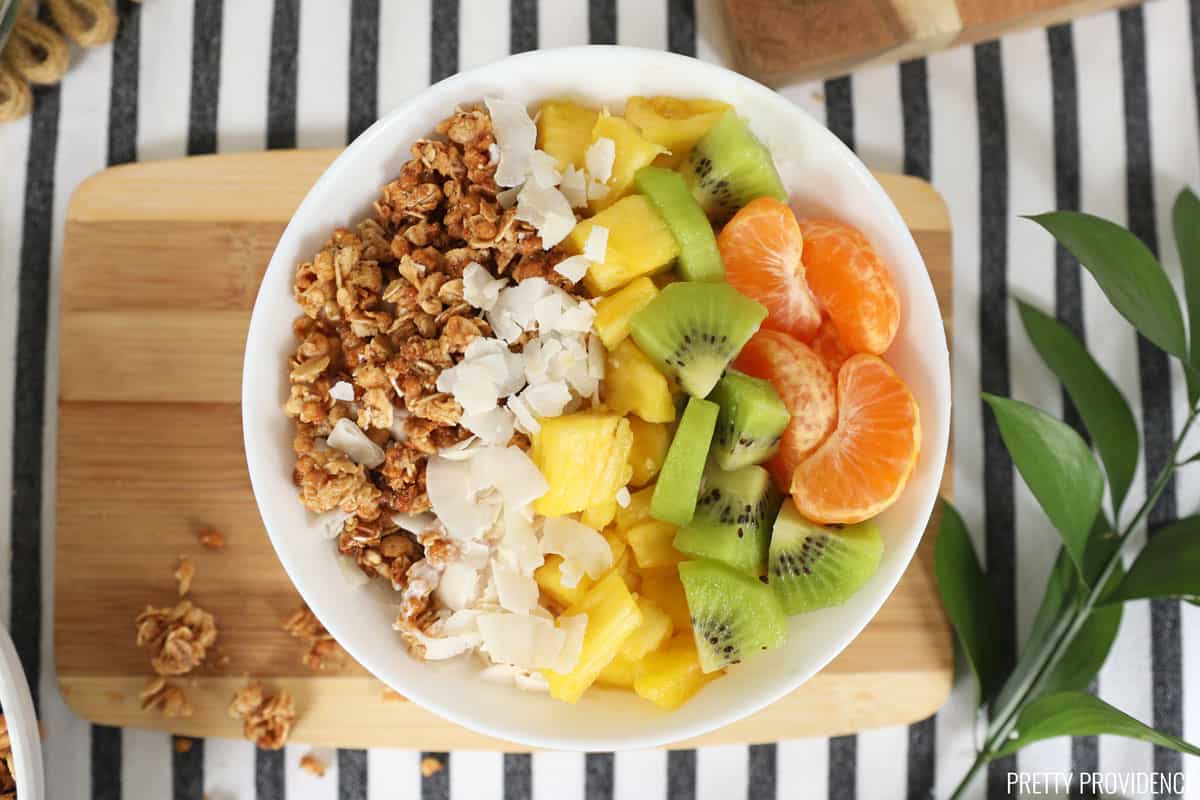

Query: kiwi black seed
[673,463,781,575]
[679,559,787,673]
[708,370,791,471]
[681,110,788,224]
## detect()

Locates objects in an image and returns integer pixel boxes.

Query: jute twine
[0,0,140,122]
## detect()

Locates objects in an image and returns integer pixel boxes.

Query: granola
[0,713,13,799]
[299,753,328,778]
[140,676,194,718]
[282,604,340,671]
[174,556,195,597]
[135,600,218,676]
[228,682,295,750]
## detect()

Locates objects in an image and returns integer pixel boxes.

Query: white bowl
[243,46,951,751]
[0,624,43,800]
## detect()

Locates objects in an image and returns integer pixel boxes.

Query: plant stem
[946,406,1200,798]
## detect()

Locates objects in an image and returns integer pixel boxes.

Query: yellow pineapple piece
[537,100,600,171]
[535,555,594,610]
[546,573,643,703]
[639,566,692,631]
[597,655,637,689]
[633,632,720,710]
[593,276,659,349]
[624,96,731,169]
[532,412,633,520]
[609,548,642,593]
[627,520,682,569]
[619,597,675,661]
[627,418,671,487]
[604,340,675,424]
[616,485,655,533]
[603,528,627,562]
[589,114,667,211]
[567,195,679,295]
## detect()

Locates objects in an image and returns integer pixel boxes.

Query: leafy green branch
[939,188,1200,799]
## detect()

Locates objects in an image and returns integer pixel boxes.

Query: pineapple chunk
[567,195,679,295]
[597,655,637,689]
[619,597,675,661]
[633,632,720,710]
[532,412,633,520]
[627,418,671,487]
[593,276,659,349]
[604,340,675,424]
[603,528,627,562]
[537,100,600,171]
[535,555,594,610]
[589,114,667,211]
[624,96,731,169]
[627,520,682,569]
[609,548,642,593]
[546,573,643,703]
[616,485,655,532]
[639,566,692,631]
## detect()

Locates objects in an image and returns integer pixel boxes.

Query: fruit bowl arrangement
[243,47,950,750]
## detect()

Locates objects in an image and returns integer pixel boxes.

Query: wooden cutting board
[54,150,953,750]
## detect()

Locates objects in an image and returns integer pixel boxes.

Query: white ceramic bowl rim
[0,625,44,800]
[243,45,951,751]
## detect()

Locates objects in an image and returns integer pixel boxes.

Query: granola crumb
[135,600,219,676]
[282,604,341,671]
[420,756,444,778]
[197,527,226,550]
[228,681,296,750]
[174,737,194,754]
[140,676,194,718]
[381,688,404,703]
[174,556,195,597]
[300,753,328,778]
[0,713,13,797]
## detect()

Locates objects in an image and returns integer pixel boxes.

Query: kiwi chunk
[673,463,781,575]
[709,370,791,471]
[630,282,767,398]
[768,500,884,615]
[634,166,724,282]
[682,110,787,223]
[679,559,787,673]
[651,397,719,526]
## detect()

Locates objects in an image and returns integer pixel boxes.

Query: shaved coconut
[528,150,561,187]
[523,381,571,418]
[514,181,575,248]
[479,663,550,692]
[401,614,482,660]
[554,614,588,673]
[330,381,355,402]
[327,418,386,468]
[438,435,481,460]
[587,333,606,379]
[485,97,537,187]
[554,255,589,283]
[515,670,550,692]
[460,406,515,445]
[392,511,437,535]
[559,165,588,208]
[314,510,348,540]
[583,226,609,263]
[477,612,565,670]
[507,393,540,435]
[496,513,544,574]
[487,278,552,342]
[459,540,492,570]
[616,486,632,508]
[533,293,565,331]
[493,559,539,614]
[487,142,500,165]
[441,362,499,415]
[436,561,482,611]
[540,516,613,588]
[336,553,371,588]
[557,303,595,333]
[462,263,507,311]
[469,446,549,508]
[587,179,610,202]
[388,407,410,441]
[585,137,616,183]
[426,456,501,540]
[497,186,521,209]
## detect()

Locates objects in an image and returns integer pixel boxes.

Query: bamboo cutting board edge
[54,150,954,750]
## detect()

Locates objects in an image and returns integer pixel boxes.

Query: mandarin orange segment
[717,198,821,341]
[810,318,855,375]
[790,354,920,524]
[798,219,900,355]
[733,330,836,492]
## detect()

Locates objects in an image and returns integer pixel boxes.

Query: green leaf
[1016,300,1139,515]
[983,394,1104,576]
[1029,212,1187,359]
[936,499,1001,707]
[993,692,1200,758]
[1106,515,1200,602]
[1173,189,1200,402]
[1039,543,1124,697]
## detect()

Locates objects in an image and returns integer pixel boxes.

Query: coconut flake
[557,302,596,333]
[438,435,482,461]
[493,559,539,614]
[477,612,566,670]
[540,516,614,588]
[314,510,348,540]
[479,663,550,692]
[528,150,561,187]
[554,254,590,283]
[330,381,355,402]
[485,97,537,188]
[496,513,545,574]
[587,179,610,202]
[462,262,507,311]
[388,406,411,441]
[327,418,387,468]
[554,614,588,673]
[587,333,606,380]
[426,456,501,540]
[515,181,575,249]
[559,165,588,208]
[392,511,437,535]
[441,362,500,415]
[522,381,572,418]
[436,561,482,611]
[615,486,632,508]
[470,446,549,509]
[497,186,521,209]
[460,406,515,445]
[507,393,540,435]
[583,226,609,263]
[585,137,616,184]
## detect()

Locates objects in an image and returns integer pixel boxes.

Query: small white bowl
[0,624,43,800]
[243,46,951,751]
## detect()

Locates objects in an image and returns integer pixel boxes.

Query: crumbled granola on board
[197,526,225,550]
[174,556,195,597]
[135,600,218,676]
[228,682,295,750]
[300,753,328,778]
[140,676,194,718]
[282,604,340,671]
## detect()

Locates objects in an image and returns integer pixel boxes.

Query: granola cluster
[139,677,194,718]
[135,600,219,676]
[0,713,13,799]
[284,105,578,586]
[282,604,340,671]
[228,682,295,750]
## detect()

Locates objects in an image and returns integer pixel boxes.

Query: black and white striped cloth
[2,0,1198,797]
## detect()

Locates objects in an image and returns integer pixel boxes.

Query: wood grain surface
[55,149,953,750]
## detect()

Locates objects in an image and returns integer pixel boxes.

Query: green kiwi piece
[630,282,767,398]
[768,499,884,615]
[709,370,791,471]
[679,558,787,673]
[651,397,720,526]
[633,166,724,282]
[681,110,788,224]
[673,463,781,575]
